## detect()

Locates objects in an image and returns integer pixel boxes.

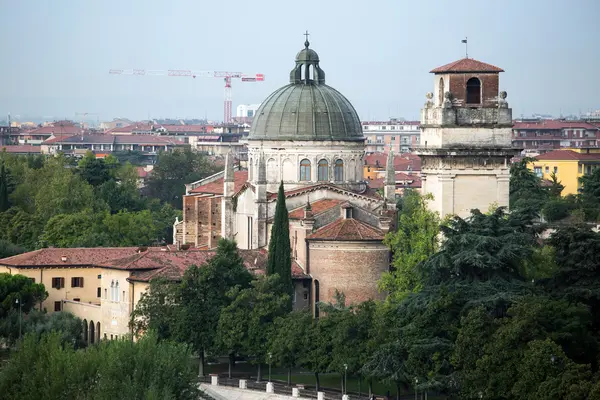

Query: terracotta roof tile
[307,218,385,241]
[28,125,83,135]
[430,58,504,73]
[189,170,248,195]
[0,247,141,267]
[533,150,600,161]
[288,199,343,220]
[0,145,41,154]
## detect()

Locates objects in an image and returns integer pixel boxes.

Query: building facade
[362,119,420,154]
[512,120,600,156]
[415,58,518,218]
[528,149,600,195]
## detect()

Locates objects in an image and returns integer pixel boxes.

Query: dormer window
[466,77,481,104]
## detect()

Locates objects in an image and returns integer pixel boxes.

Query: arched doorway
[96,322,101,343]
[89,320,95,345]
[82,319,88,344]
[466,77,481,104]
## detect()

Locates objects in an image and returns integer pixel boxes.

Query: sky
[1,0,599,123]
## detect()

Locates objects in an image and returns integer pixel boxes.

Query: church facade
[176,39,396,313]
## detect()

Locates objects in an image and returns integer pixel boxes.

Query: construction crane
[108,69,265,124]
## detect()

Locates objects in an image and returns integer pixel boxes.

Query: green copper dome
[248,41,363,142]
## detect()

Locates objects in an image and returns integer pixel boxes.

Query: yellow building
[528,149,600,195]
[0,246,306,343]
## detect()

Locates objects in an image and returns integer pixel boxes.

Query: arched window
[89,320,95,344]
[96,322,101,343]
[82,319,88,344]
[116,281,120,302]
[110,281,114,301]
[334,159,344,181]
[466,77,481,104]
[438,77,445,105]
[267,158,277,182]
[317,159,328,181]
[299,159,311,181]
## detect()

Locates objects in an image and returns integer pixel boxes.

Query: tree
[267,181,292,299]
[424,208,536,284]
[172,239,252,376]
[130,278,178,341]
[0,163,10,212]
[0,239,24,259]
[509,157,547,213]
[77,151,112,187]
[216,274,290,380]
[381,190,439,300]
[146,148,218,208]
[269,311,314,384]
[0,331,200,400]
[0,273,47,319]
[26,311,86,349]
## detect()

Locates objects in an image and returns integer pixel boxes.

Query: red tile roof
[430,58,504,73]
[533,150,600,161]
[367,173,421,189]
[288,199,343,220]
[28,125,83,135]
[0,247,141,267]
[189,171,248,195]
[513,121,599,130]
[0,145,42,154]
[307,218,385,241]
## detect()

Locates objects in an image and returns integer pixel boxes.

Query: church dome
[248,39,363,142]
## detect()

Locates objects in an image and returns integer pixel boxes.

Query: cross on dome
[304,30,310,48]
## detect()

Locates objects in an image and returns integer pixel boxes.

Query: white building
[236,104,261,118]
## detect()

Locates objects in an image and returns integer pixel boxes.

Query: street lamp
[414,377,418,400]
[343,363,348,395]
[268,352,272,383]
[15,297,22,339]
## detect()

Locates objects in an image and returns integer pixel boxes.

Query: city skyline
[1,0,599,122]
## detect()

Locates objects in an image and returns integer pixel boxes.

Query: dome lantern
[289,31,326,85]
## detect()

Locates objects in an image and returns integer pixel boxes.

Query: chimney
[341,204,352,219]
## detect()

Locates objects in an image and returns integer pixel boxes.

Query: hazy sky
[1,0,599,123]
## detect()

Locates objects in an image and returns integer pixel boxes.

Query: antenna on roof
[461,37,468,59]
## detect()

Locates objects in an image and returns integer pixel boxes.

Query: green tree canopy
[266,181,292,300]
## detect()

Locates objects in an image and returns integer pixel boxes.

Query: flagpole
[465,37,468,58]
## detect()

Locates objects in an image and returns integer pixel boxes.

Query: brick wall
[449,73,499,107]
[308,241,388,309]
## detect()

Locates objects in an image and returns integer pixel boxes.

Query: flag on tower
[461,38,467,43]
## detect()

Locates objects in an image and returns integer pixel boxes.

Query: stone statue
[425,92,434,108]
[498,91,508,108]
[443,91,453,109]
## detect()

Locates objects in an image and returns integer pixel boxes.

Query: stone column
[439,174,455,218]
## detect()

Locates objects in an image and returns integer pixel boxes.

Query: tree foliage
[0,331,200,400]
[267,181,293,299]
[381,190,439,299]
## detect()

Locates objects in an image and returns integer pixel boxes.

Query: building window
[534,167,542,177]
[71,277,84,288]
[97,274,102,279]
[104,288,108,299]
[110,280,115,301]
[466,77,481,104]
[115,281,120,302]
[545,166,549,174]
[334,159,344,181]
[554,166,558,174]
[299,159,311,181]
[54,301,62,312]
[317,159,329,181]
[73,298,80,302]
[51,277,65,289]
[391,126,396,130]
[97,287,101,298]
[579,164,583,174]
[391,136,395,141]
[363,125,368,130]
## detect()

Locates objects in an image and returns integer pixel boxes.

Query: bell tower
[415,57,518,218]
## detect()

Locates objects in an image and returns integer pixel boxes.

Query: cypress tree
[267,181,292,297]
[0,163,9,212]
